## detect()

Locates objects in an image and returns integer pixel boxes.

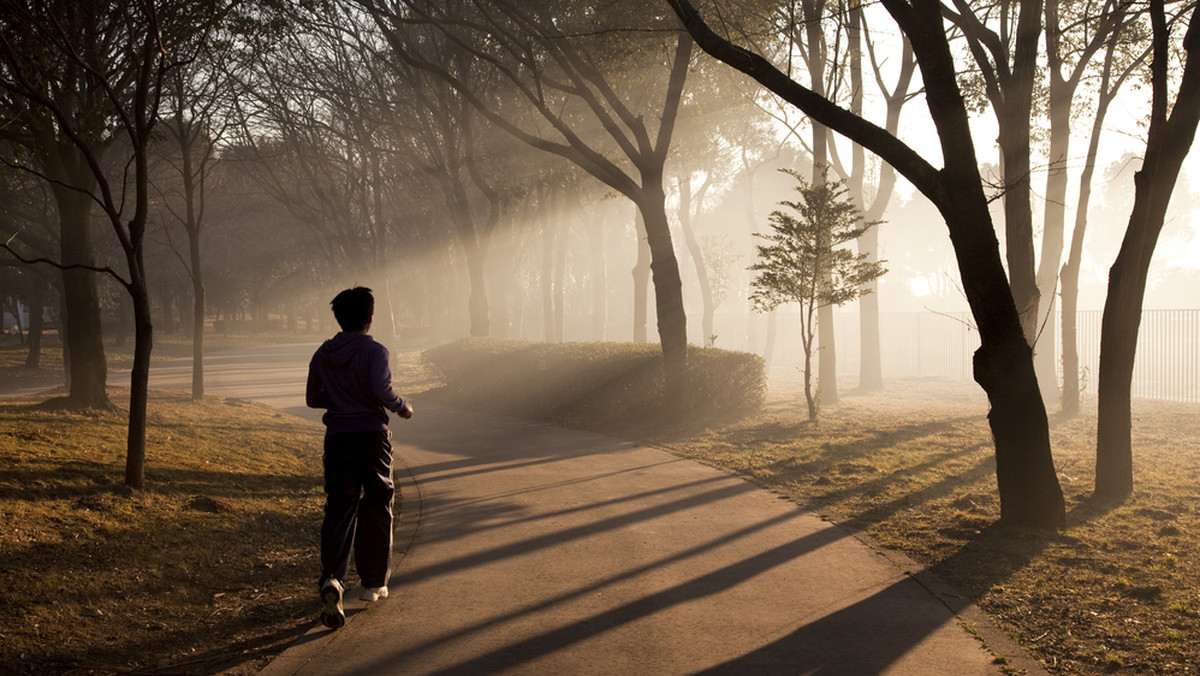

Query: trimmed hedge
[421,338,766,430]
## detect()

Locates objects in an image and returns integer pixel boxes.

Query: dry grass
[0,389,325,675]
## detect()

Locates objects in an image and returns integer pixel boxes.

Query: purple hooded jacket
[306,332,410,433]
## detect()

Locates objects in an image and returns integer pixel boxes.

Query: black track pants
[320,430,394,589]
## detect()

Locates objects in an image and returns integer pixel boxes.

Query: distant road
[135,342,321,421]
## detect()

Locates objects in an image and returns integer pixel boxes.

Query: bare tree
[0,0,219,489]
[154,28,243,400]
[0,169,58,368]
[0,1,121,408]
[669,0,1066,528]
[361,0,697,412]
[232,10,406,341]
[943,0,1043,346]
[1059,12,1150,416]
[1034,0,1132,406]
[824,7,918,391]
[1095,0,1200,499]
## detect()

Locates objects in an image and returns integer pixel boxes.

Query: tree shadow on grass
[0,463,320,503]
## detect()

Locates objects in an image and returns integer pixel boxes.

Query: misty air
[2,1,1198,674]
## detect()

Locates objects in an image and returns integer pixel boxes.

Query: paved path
[144,344,1043,675]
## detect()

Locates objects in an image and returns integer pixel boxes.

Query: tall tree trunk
[812,150,838,404]
[489,210,517,338]
[554,212,568,342]
[846,5,885,392]
[632,208,650,344]
[803,0,838,406]
[465,240,490,338]
[9,295,26,343]
[994,0,1045,346]
[1058,268,1080,413]
[943,182,1065,528]
[764,310,778,374]
[444,174,490,338]
[636,172,688,414]
[369,156,398,347]
[125,264,153,489]
[1034,78,1073,408]
[160,289,174,335]
[51,182,109,408]
[857,228,883,390]
[740,156,767,361]
[189,234,205,401]
[678,177,715,346]
[1095,1,1200,499]
[997,118,1041,346]
[24,278,46,368]
[541,188,558,342]
[589,214,607,341]
[1049,0,1131,415]
[907,3,1064,528]
[1060,94,1109,416]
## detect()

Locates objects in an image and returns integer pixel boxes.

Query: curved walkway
[142,344,1044,675]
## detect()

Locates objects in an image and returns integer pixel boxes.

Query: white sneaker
[360,586,389,602]
[320,578,345,629]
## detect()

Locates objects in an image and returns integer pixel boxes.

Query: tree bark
[1061,77,1113,416]
[51,182,109,408]
[589,212,607,341]
[857,228,883,390]
[997,113,1041,346]
[1054,1,1136,416]
[190,235,206,401]
[443,169,491,338]
[637,171,688,413]
[465,240,490,338]
[23,278,46,369]
[1036,0,1119,409]
[678,176,715,346]
[632,208,650,344]
[1034,91,1071,407]
[1059,257,1083,415]
[125,267,153,489]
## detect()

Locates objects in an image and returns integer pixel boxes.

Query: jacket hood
[320,332,374,367]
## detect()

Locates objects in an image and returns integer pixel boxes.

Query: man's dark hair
[331,287,374,332]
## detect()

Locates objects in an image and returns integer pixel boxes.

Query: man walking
[306,287,414,629]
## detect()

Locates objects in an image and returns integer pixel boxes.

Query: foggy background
[2,0,1197,403]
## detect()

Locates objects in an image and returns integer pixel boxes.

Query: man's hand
[399,401,414,419]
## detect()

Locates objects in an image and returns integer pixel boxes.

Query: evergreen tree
[749,169,886,421]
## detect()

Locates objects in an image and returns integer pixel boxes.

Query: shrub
[421,338,765,432]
